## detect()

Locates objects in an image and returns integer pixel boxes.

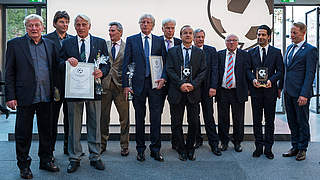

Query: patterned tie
[184,47,190,67]
[262,47,266,65]
[287,44,297,65]
[80,39,86,62]
[144,36,150,77]
[166,39,171,51]
[111,43,116,60]
[226,52,234,89]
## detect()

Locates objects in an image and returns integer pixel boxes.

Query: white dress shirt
[164,37,175,51]
[222,49,237,88]
[141,32,152,56]
[111,39,121,59]
[181,44,192,66]
[287,41,304,63]
[77,35,90,63]
[259,44,269,63]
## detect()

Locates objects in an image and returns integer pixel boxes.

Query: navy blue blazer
[122,33,166,96]
[216,48,249,103]
[5,34,56,106]
[282,42,317,98]
[247,45,283,98]
[202,45,218,97]
[59,35,110,100]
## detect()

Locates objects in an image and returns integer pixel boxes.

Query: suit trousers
[132,77,162,153]
[170,94,200,154]
[100,79,129,149]
[15,102,52,169]
[284,92,310,150]
[217,88,245,145]
[68,101,101,162]
[51,100,69,151]
[251,95,276,151]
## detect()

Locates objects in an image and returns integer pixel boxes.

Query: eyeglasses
[26,23,42,28]
[226,39,238,43]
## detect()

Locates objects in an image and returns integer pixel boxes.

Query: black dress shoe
[20,168,33,179]
[172,145,178,150]
[252,149,263,158]
[187,151,196,161]
[121,148,129,156]
[264,151,274,159]
[90,159,105,170]
[137,152,145,162]
[39,161,60,172]
[211,146,222,156]
[194,140,203,149]
[296,150,306,161]
[234,144,242,152]
[178,153,187,161]
[4,109,10,119]
[282,148,298,157]
[81,152,85,156]
[150,151,164,162]
[67,161,80,173]
[220,143,228,151]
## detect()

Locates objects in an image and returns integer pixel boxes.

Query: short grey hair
[74,14,91,26]
[225,34,239,42]
[24,14,43,27]
[194,28,205,38]
[109,21,123,32]
[138,14,155,28]
[162,18,176,27]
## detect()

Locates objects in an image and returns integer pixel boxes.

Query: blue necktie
[80,39,86,62]
[287,44,297,64]
[111,43,116,60]
[184,47,190,67]
[144,36,150,77]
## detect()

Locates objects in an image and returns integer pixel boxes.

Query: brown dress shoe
[296,150,306,161]
[282,148,298,157]
[121,148,129,156]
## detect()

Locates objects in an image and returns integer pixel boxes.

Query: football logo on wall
[207,0,273,50]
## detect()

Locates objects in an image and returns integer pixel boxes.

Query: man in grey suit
[100,22,130,156]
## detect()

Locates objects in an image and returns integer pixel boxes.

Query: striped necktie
[226,52,234,88]
[80,39,86,62]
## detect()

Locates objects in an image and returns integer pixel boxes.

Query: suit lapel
[221,50,227,76]
[116,39,125,60]
[88,35,95,62]
[107,41,112,61]
[254,47,263,66]
[190,46,197,66]
[20,35,35,68]
[137,33,146,59]
[73,36,81,60]
[284,44,292,68]
[289,42,306,67]
[176,46,184,66]
[42,39,52,69]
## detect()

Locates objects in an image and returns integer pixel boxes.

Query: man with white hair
[5,14,60,179]
[59,14,110,173]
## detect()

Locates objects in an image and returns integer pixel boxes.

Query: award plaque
[149,56,163,89]
[256,67,268,87]
[181,66,192,83]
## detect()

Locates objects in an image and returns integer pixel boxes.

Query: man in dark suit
[59,14,110,173]
[100,22,130,156]
[281,22,317,161]
[5,14,60,179]
[166,25,207,161]
[193,28,221,156]
[216,34,249,152]
[248,25,283,159]
[160,18,182,150]
[122,14,166,162]
[43,10,72,155]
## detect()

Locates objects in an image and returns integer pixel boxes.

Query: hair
[74,14,91,26]
[53,11,70,24]
[293,22,307,33]
[180,25,193,35]
[257,25,271,36]
[161,18,176,27]
[225,34,239,42]
[194,28,205,38]
[109,21,123,32]
[138,14,155,28]
[23,14,43,27]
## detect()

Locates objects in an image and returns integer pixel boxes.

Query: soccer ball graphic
[207,0,273,50]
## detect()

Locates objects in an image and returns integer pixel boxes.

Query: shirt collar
[164,36,173,42]
[77,34,90,43]
[112,39,121,46]
[259,44,269,53]
[141,32,151,39]
[181,44,192,50]
[294,41,304,49]
[26,33,43,44]
[226,48,237,55]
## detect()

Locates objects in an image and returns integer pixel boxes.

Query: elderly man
[5,14,60,179]
[193,29,221,156]
[59,14,110,173]
[44,10,72,156]
[216,34,249,153]
[122,14,166,162]
[281,22,317,161]
[100,22,130,156]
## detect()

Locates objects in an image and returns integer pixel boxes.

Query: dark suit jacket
[216,48,249,103]
[122,33,166,96]
[247,45,283,99]
[281,42,317,98]
[59,35,110,100]
[5,34,56,106]
[166,45,207,104]
[201,45,218,97]
[160,35,182,47]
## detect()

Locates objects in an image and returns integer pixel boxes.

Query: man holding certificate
[59,14,110,173]
[247,25,283,159]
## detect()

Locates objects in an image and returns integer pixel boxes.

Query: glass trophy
[181,66,192,83]
[256,67,268,87]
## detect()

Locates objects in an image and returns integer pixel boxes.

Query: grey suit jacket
[102,39,126,90]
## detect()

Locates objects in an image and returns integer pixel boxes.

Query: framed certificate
[65,62,95,99]
[149,56,163,89]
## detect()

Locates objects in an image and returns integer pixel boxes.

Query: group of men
[4,11,317,179]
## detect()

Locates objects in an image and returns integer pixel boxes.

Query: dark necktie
[144,36,150,77]
[80,39,86,62]
[184,47,190,67]
[166,39,171,51]
[111,43,116,60]
[262,47,266,65]
[287,44,297,64]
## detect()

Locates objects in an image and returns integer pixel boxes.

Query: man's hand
[124,87,134,101]
[180,83,189,92]
[253,79,260,88]
[6,100,17,110]
[93,69,103,79]
[67,57,78,67]
[209,88,216,97]
[155,78,166,89]
[266,80,272,88]
[297,96,308,106]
